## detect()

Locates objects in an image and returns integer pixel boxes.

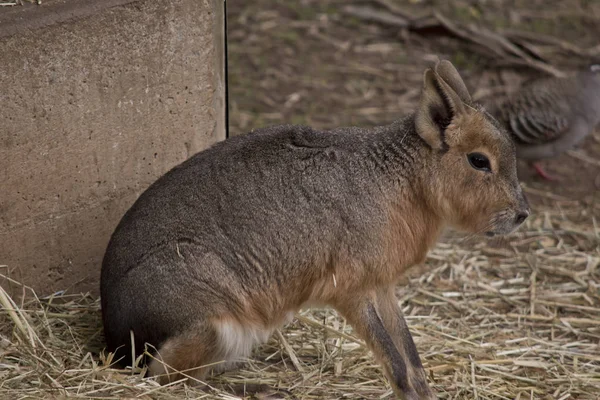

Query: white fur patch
[213,312,295,368]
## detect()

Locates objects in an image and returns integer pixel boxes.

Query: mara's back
[101,121,421,361]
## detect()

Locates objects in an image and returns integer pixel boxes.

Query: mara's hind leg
[147,318,291,398]
[148,318,265,385]
[148,323,222,385]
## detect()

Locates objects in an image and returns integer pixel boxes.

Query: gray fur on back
[100,117,428,362]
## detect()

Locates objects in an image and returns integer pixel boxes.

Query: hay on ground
[1,202,599,399]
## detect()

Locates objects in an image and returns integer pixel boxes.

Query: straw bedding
[1,194,599,399]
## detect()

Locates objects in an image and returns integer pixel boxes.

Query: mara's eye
[467,152,491,172]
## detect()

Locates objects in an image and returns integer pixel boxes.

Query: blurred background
[227,0,600,203]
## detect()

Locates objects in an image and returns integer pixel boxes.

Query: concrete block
[0,0,226,295]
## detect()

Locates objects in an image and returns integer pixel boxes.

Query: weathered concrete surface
[0,0,226,295]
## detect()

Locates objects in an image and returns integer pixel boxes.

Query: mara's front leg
[336,288,435,400]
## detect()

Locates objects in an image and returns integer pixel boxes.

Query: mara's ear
[414,67,466,150]
[435,60,472,104]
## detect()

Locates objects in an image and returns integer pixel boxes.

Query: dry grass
[1,200,599,399]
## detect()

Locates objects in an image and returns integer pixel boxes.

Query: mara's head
[415,60,530,236]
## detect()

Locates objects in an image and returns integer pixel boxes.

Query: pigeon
[490,65,600,180]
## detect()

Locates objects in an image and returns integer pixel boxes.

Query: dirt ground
[227,0,600,206]
[221,1,600,396]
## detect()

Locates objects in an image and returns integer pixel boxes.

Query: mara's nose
[515,187,530,225]
[515,209,530,225]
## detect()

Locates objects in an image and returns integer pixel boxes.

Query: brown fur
[101,60,529,399]
[148,323,219,384]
